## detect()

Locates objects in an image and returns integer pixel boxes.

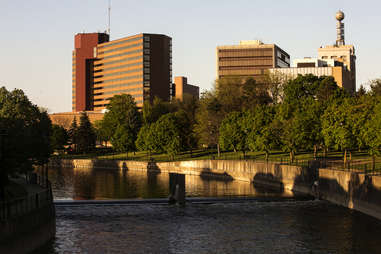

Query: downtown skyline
[1,0,381,113]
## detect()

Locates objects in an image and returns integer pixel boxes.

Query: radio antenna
[107,0,111,36]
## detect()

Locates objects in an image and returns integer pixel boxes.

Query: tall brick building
[72,33,172,112]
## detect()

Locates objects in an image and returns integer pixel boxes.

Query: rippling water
[34,167,381,253]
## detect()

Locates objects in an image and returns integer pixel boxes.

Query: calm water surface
[35,167,381,253]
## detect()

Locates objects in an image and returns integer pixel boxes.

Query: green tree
[142,97,172,125]
[76,112,96,153]
[321,99,356,163]
[369,79,381,96]
[242,78,272,109]
[50,124,68,151]
[247,106,277,160]
[68,117,79,152]
[0,87,52,185]
[195,90,224,155]
[103,94,142,153]
[153,113,183,159]
[93,120,111,147]
[363,102,381,169]
[219,111,249,154]
[111,124,136,157]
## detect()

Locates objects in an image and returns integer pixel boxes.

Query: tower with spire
[317,10,356,93]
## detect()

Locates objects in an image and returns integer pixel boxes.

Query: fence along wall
[0,176,55,254]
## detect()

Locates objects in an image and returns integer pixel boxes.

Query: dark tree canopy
[0,87,52,177]
[76,112,96,153]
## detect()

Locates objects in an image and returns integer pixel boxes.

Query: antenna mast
[107,0,111,36]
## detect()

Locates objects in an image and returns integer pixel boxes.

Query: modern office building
[172,76,199,101]
[72,33,172,112]
[216,40,290,81]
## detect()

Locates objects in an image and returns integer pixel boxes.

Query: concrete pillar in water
[169,173,185,206]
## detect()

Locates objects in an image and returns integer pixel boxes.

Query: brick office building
[72,33,172,112]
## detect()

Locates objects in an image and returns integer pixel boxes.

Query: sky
[1,0,381,113]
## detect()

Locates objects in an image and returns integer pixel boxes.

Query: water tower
[336,10,345,46]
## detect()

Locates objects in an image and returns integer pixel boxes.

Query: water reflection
[45,167,293,200]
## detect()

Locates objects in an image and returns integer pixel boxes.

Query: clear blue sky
[1,0,380,113]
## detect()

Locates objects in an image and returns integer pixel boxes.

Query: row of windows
[102,49,143,60]
[94,87,142,96]
[94,74,143,85]
[95,55,143,68]
[95,68,143,79]
[93,99,143,108]
[97,61,142,72]
[94,81,143,91]
[219,65,272,70]
[219,48,273,53]
[219,56,273,61]
[98,36,143,50]
[98,43,142,55]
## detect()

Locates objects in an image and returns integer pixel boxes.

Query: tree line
[65,74,381,165]
[1,74,381,190]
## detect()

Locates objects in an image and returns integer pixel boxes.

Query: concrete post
[169,173,185,206]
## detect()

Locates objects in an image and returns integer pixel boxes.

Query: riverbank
[50,158,381,221]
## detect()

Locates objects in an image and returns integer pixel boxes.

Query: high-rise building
[72,33,110,112]
[172,76,199,101]
[216,40,290,81]
[72,33,172,112]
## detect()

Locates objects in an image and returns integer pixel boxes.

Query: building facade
[72,33,172,112]
[72,33,109,112]
[172,76,199,101]
[269,65,351,91]
[216,40,290,81]
[318,45,356,93]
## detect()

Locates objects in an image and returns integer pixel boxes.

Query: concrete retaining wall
[50,158,316,195]
[0,204,56,254]
[319,168,381,220]
[50,158,381,220]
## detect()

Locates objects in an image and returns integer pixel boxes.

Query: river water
[35,167,381,253]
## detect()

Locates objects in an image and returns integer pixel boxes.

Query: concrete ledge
[54,196,313,206]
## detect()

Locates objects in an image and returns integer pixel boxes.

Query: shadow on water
[200,169,234,182]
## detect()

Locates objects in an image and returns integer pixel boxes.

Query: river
[34,167,381,253]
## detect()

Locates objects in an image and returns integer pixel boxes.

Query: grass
[55,148,381,168]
